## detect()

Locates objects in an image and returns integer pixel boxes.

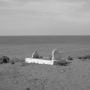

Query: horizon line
[0,35,90,37]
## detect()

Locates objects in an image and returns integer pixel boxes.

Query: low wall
[25,58,53,65]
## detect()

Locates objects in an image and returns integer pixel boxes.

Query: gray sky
[0,0,90,35]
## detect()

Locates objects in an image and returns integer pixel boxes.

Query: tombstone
[31,52,39,58]
[52,49,61,60]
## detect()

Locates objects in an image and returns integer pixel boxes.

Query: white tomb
[25,49,61,65]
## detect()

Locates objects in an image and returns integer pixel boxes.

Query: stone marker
[31,52,39,58]
[52,49,61,60]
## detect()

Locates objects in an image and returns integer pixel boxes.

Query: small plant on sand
[0,56,10,64]
[68,56,73,60]
[78,55,90,60]
[84,55,90,59]
[78,56,82,59]
[53,59,69,66]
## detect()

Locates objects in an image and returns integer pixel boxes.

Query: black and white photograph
[0,0,90,90]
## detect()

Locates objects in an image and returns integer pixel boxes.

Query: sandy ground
[0,58,90,90]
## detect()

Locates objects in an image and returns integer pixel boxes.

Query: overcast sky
[0,0,90,35]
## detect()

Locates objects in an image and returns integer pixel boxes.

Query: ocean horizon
[0,35,90,59]
[0,35,90,44]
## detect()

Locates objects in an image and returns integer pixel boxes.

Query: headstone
[52,49,61,60]
[31,52,39,58]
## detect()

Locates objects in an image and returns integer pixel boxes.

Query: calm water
[0,36,90,59]
[0,36,90,44]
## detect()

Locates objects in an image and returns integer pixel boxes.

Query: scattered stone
[9,60,15,64]
[21,62,30,67]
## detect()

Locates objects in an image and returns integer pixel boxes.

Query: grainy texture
[0,36,90,90]
[0,59,90,90]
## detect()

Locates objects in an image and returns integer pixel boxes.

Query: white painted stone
[25,58,53,65]
[52,49,61,60]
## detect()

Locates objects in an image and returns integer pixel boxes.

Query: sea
[0,36,90,59]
